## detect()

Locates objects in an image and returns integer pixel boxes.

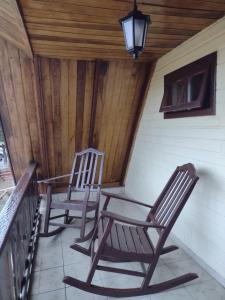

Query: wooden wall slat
[60,60,69,175]
[0,0,32,58]
[68,60,77,169]
[0,38,42,181]
[50,59,62,176]
[82,61,95,149]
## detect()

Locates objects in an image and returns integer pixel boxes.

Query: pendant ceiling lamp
[119,0,151,60]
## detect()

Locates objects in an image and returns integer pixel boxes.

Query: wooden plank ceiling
[18,0,225,61]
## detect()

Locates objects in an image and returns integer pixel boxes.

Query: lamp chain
[134,0,137,10]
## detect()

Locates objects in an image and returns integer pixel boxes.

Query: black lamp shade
[120,7,150,59]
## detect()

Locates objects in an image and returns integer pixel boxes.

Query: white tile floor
[31,189,225,300]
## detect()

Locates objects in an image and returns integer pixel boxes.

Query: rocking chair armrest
[37,174,71,184]
[101,211,165,229]
[43,181,66,185]
[102,191,153,210]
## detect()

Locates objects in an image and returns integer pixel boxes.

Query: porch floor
[31,189,225,300]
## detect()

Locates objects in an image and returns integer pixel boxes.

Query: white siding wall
[125,16,225,282]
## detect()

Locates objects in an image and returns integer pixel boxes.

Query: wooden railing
[0,163,40,300]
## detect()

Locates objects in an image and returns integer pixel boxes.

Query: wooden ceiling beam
[27,23,190,42]
[21,7,215,28]
[33,47,161,62]
[137,0,225,11]
[28,31,186,48]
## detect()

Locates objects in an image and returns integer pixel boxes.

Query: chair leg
[64,209,69,224]
[86,218,113,284]
[39,184,67,238]
[43,185,52,235]
[141,256,159,289]
[79,206,88,241]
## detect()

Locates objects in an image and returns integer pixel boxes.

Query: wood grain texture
[0,0,32,58]
[36,57,150,185]
[90,60,150,184]
[0,38,43,181]
[0,41,151,186]
[37,58,93,182]
[18,0,225,61]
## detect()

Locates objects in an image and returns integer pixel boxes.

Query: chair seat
[51,200,97,212]
[98,219,154,261]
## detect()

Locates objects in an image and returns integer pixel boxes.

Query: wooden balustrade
[0,163,40,300]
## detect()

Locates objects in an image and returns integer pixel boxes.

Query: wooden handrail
[0,162,40,300]
[0,162,37,253]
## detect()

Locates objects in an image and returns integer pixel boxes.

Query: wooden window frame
[160,52,217,119]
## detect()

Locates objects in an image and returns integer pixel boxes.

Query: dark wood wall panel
[91,61,150,184]
[0,38,151,185]
[37,57,95,180]
[37,57,150,185]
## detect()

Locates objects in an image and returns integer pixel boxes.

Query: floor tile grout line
[32,287,66,297]
[33,264,64,273]
[64,286,67,300]
[184,285,199,300]
[60,230,68,299]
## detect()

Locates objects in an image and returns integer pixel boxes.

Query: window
[160,52,217,118]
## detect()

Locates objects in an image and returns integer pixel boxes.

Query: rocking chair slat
[117,224,129,252]
[76,155,84,190]
[111,223,121,251]
[91,154,98,185]
[86,152,94,185]
[155,171,184,222]
[67,163,199,297]
[129,226,144,254]
[136,227,154,254]
[161,177,191,226]
[123,225,136,253]
[81,152,89,189]
[156,171,188,225]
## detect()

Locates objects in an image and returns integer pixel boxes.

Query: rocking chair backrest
[68,148,105,193]
[148,163,198,236]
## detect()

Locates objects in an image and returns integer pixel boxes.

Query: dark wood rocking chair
[64,163,199,297]
[39,148,105,243]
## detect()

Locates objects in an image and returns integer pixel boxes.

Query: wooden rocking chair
[39,148,105,242]
[64,163,199,297]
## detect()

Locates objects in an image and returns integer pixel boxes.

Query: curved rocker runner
[64,163,199,297]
